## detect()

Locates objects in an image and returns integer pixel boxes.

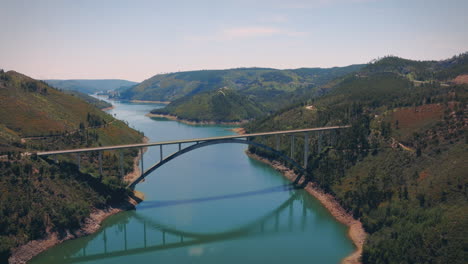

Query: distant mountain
[45,79,137,94]
[150,87,265,123]
[118,65,364,107]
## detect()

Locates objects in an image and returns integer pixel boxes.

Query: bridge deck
[36,125,350,156]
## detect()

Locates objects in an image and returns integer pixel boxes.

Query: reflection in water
[34,188,316,264]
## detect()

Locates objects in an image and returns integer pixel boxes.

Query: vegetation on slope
[64,90,112,109]
[0,70,143,262]
[118,65,364,111]
[45,79,137,94]
[245,54,468,263]
[150,87,265,123]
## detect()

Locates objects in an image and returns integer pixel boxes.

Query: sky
[1,0,467,82]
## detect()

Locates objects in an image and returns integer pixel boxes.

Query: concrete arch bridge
[35,126,350,188]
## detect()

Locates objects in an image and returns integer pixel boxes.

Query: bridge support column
[290,135,295,159]
[99,151,103,176]
[140,148,144,177]
[159,145,163,162]
[76,154,80,170]
[162,231,166,245]
[275,135,280,151]
[178,143,181,151]
[304,133,309,169]
[119,151,124,178]
[318,131,322,153]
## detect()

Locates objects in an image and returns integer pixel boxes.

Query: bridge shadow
[136,183,298,210]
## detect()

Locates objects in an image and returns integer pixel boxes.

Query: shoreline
[101,105,115,111]
[130,100,170,104]
[9,136,148,264]
[145,113,249,126]
[245,151,366,264]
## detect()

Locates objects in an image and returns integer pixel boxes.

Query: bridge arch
[129,138,308,189]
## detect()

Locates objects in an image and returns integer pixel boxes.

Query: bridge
[35,126,350,188]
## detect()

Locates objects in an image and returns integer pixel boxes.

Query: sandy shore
[9,137,148,264]
[130,100,170,104]
[101,105,115,111]
[145,113,249,126]
[245,152,366,264]
[229,127,246,134]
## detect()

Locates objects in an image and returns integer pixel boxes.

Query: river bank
[9,137,148,264]
[145,113,249,126]
[100,105,115,111]
[245,151,366,264]
[130,100,170,104]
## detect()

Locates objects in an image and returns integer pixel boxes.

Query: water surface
[31,100,354,264]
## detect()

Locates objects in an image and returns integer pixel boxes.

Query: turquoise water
[30,100,354,264]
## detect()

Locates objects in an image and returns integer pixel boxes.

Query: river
[30,100,354,264]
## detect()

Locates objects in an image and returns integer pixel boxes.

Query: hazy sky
[1,0,467,82]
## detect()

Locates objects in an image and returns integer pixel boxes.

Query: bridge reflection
[36,187,318,263]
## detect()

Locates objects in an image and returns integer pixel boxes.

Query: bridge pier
[275,135,280,151]
[159,145,163,161]
[304,133,309,169]
[318,131,322,153]
[76,154,80,170]
[98,151,102,176]
[290,135,295,159]
[178,143,181,151]
[119,151,124,178]
[140,148,144,177]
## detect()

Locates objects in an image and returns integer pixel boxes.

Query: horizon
[1,0,467,82]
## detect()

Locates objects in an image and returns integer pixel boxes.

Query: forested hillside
[63,90,112,109]
[45,79,137,94]
[150,87,265,123]
[118,65,364,110]
[0,70,143,262]
[245,53,468,263]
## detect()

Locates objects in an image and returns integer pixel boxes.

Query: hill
[0,70,143,262]
[45,79,137,94]
[244,54,468,263]
[150,87,265,123]
[63,90,112,109]
[118,65,364,108]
